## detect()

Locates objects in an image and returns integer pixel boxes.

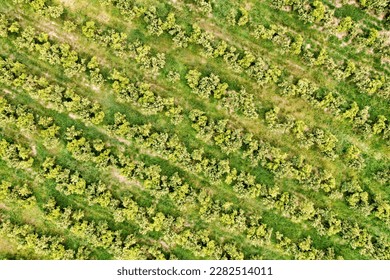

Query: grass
[0,0,388,260]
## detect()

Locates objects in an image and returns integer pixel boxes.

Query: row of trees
[19,0,390,211]
[0,115,179,259]
[69,103,351,252]
[1,22,182,122]
[0,57,105,125]
[3,2,389,259]
[80,19,166,75]
[139,8,282,85]
[186,105,390,232]
[0,216,81,259]
[132,6,390,144]
[1,139,251,260]
[250,20,388,100]
[109,69,183,121]
[12,25,86,77]
[99,0,388,49]
[3,85,389,259]
[0,88,356,254]
[278,79,390,141]
[265,106,339,159]
[97,0,144,18]
[99,0,388,106]
[188,107,319,182]
[1,15,356,234]
[43,196,181,259]
[0,124,328,260]
[15,0,64,18]
[0,52,188,219]
[252,23,303,55]
[185,70,258,118]
[265,106,364,166]
[227,7,250,26]
[143,8,189,48]
[5,11,165,80]
[73,130,313,259]
[0,120,277,260]
[0,95,60,148]
[271,0,388,60]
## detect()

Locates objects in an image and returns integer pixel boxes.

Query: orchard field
[0,0,389,260]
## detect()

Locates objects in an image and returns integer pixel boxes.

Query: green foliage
[342,102,359,121]
[0,137,34,169]
[344,144,364,169]
[196,0,213,14]
[144,6,164,36]
[0,14,9,37]
[337,17,353,32]
[63,20,77,33]
[0,0,389,261]
[372,115,387,135]
[265,106,280,128]
[167,71,180,83]
[359,0,389,12]
[237,7,249,26]
[311,1,326,22]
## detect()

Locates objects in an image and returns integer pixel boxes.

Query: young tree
[372,115,387,135]
[237,7,249,26]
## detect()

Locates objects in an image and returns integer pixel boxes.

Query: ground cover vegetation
[0,0,389,260]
